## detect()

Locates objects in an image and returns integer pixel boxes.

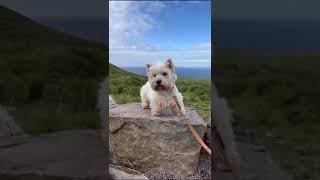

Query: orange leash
[187,123,212,156]
[173,95,212,156]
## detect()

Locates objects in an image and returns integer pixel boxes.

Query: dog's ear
[146,64,152,70]
[146,64,152,75]
[165,58,175,72]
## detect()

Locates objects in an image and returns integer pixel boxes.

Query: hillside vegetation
[109,64,211,123]
[213,49,320,180]
[0,6,106,134]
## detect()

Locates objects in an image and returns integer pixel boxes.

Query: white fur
[140,59,186,116]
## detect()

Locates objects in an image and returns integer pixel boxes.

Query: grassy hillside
[0,6,106,134]
[109,64,211,123]
[213,49,320,180]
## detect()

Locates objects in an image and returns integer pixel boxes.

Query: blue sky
[109,1,211,68]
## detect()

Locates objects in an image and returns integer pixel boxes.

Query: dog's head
[146,59,177,92]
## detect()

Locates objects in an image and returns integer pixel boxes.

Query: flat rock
[97,79,108,127]
[0,130,108,180]
[0,105,23,137]
[109,164,148,180]
[212,141,293,180]
[109,96,118,109]
[236,141,292,180]
[109,103,207,177]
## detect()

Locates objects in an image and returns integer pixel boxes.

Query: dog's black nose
[156,80,161,85]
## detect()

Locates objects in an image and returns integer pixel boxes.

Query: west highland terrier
[140,59,186,116]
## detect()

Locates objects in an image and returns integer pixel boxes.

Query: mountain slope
[0,6,106,134]
[213,49,320,179]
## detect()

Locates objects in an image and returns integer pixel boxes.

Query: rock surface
[211,84,240,174]
[109,164,148,180]
[213,140,293,180]
[0,105,23,137]
[237,141,292,180]
[109,103,207,177]
[0,130,108,180]
[97,79,108,127]
[211,84,292,180]
[109,96,118,109]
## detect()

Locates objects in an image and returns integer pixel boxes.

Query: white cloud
[165,1,206,4]
[109,1,164,50]
[181,1,204,4]
[196,41,211,49]
[109,1,211,68]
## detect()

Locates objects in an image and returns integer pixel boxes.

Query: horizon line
[119,66,211,68]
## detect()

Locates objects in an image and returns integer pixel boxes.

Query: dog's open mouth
[154,85,166,91]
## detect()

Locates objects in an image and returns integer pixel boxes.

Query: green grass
[109,64,211,123]
[0,6,106,135]
[213,49,320,180]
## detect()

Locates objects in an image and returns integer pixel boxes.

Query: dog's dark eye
[162,72,167,76]
[153,74,156,77]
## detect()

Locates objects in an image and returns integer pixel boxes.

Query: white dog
[140,59,186,116]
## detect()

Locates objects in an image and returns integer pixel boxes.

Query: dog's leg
[151,104,161,116]
[151,109,161,116]
[140,84,150,109]
[172,103,184,116]
[142,100,150,109]
[176,93,186,115]
[141,96,150,109]
[150,99,161,116]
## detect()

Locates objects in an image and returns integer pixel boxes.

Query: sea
[121,67,211,79]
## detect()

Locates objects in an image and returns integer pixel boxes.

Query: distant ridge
[0,5,106,46]
[0,6,106,134]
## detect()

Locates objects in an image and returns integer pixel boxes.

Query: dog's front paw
[178,109,186,116]
[151,111,161,117]
[141,102,149,109]
[177,112,184,116]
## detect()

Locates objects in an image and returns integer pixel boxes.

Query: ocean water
[122,67,211,79]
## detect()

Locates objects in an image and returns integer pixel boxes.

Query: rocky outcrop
[211,84,241,176]
[0,130,108,180]
[109,103,208,177]
[97,79,108,127]
[0,105,22,137]
[211,84,292,180]
[214,140,293,180]
[236,141,292,180]
[109,96,118,109]
[109,164,148,180]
